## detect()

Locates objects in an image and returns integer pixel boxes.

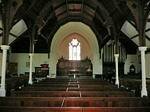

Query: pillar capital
[1,45,10,50]
[139,46,147,52]
[114,54,119,57]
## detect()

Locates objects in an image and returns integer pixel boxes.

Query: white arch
[49,22,103,78]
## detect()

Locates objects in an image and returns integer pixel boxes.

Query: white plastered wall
[49,22,102,77]
[9,53,49,75]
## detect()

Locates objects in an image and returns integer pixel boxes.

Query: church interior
[0,0,150,112]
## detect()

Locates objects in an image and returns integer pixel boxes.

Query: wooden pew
[0,97,149,107]
[81,91,134,97]
[11,91,134,97]
[63,97,150,107]
[1,77,149,112]
[6,76,28,89]
[68,86,124,91]
[22,87,67,91]
[31,84,78,88]
[31,84,116,89]
[83,107,150,112]
[38,78,110,85]
[37,81,110,85]
[0,107,150,112]
[6,76,29,96]
[21,85,124,91]
[120,79,150,96]
[21,87,122,91]
[0,97,63,107]
[12,91,81,97]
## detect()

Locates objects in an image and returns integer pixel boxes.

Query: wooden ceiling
[1,0,150,54]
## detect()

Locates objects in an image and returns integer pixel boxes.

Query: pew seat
[0,97,149,107]
[0,107,150,112]
[11,91,134,97]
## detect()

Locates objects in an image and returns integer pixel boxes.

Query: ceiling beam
[81,0,84,15]
[112,0,122,14]
[34,1,53,34]
[51,0,107,27]
[100,34,111,48]
[26,0,37,12]
[21,0,38,22]
[131,28,150,39]
[40,33,48,41]
[127,20,136,29]
[146,35,150,41]
[53,1,65,10]
[37,12,55,33]
[65,0,69,16]
[38,3,101,34]
[127,0,148,46]
[0,27,18,38]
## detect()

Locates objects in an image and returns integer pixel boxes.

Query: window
[69,39,80,60]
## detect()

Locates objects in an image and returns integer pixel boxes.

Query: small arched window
[69,39,80,60]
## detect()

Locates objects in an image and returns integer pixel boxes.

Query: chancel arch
[49,22,102,77]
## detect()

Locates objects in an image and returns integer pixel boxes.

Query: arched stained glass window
[69,39,80,60]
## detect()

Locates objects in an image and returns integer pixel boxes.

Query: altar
[57,57,92,77]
